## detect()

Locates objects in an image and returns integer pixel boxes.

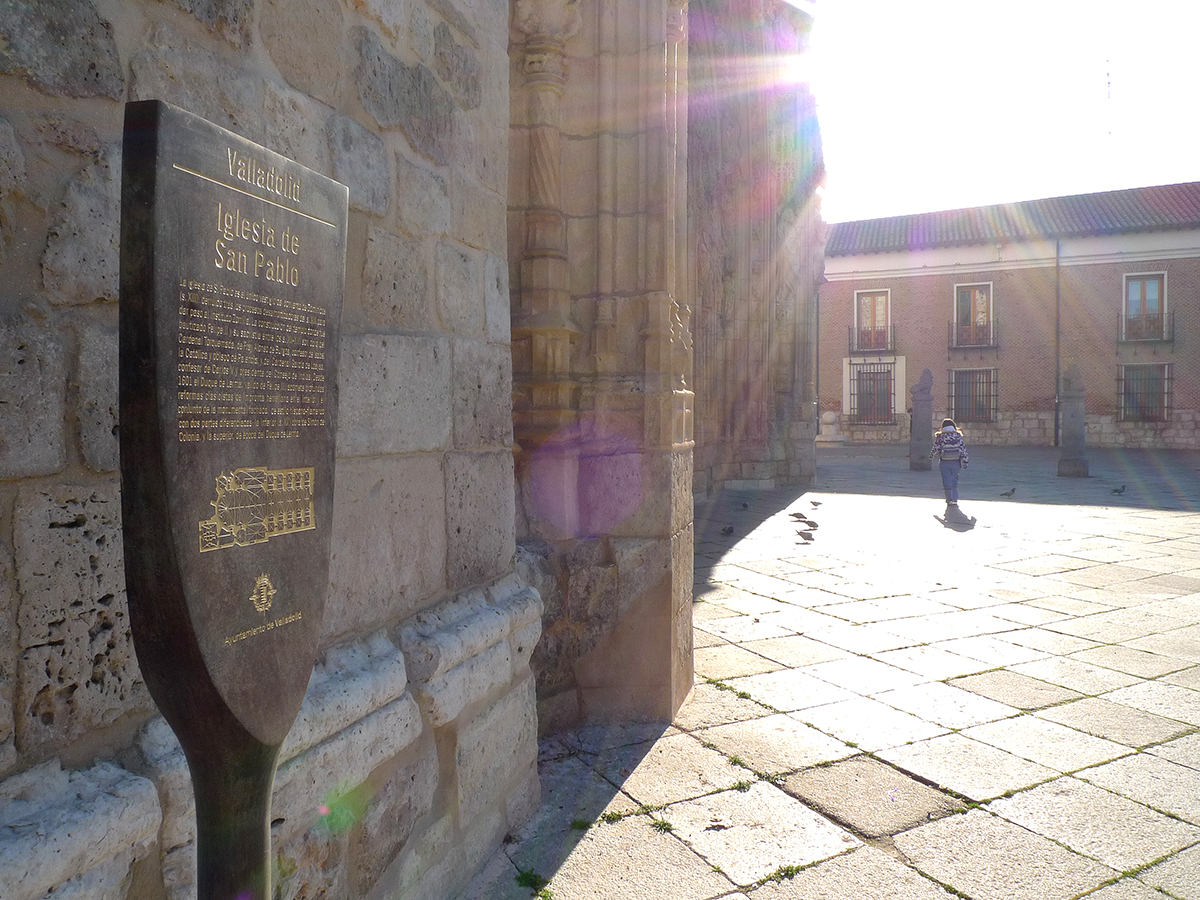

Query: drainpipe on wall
[1054,238,1061,446]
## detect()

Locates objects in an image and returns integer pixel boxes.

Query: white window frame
[951,281,995,348]
[1121,271,1167,341]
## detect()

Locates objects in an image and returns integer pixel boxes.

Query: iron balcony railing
[1119,311,1174,343]
[948,318,998,350]
[848,324,896,354]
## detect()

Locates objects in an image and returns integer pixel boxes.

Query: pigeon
[1000,487,1016,497]
[797,530,813,541]
[720,524,734,535]
[789,511,807,519]
[810,500,822,508]
[1111,484,1126,495]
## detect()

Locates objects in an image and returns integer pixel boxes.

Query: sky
[803,0,1200,223]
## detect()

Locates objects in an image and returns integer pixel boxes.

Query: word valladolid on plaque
[119,100,347,900]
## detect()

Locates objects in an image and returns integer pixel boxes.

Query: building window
[951,283,995,347]
[854,290,891,351]
[849,360,894,424]
[1119,363,1171,422]
[1123,273,1167,340]
[949,368,997,423]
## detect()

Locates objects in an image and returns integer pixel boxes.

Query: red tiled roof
[826,182,1200,256]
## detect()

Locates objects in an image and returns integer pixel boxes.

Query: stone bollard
[909,368,933,471]
[1058,362,1088,476]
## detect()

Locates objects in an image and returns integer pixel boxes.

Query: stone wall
[508,0,696,730]
[0,1,539,898]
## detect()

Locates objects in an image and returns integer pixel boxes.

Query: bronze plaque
[120,100,347,748]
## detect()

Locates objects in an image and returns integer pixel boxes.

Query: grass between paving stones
[704,677,780,712]
[515,867,550,893]
[597,802,667,825]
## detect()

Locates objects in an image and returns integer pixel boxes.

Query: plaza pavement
[459,444,1200,900]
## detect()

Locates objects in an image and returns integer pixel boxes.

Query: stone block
[434,22,481,110]
[0,320,66,478]
[161,0,252,47]
[353,0,408,38]
[452,338,513,448]
[451,168,506,253]
[352,735,439,894]
[325,455,446,642]
[0,542,13,776]
[456,677,537,821]
[411,640,510,727]
[130,24,261,135]
[272,694,424,843]
[76,318,118,472]
[436,239,485,337]
[395,151,451,236]
[14,483,151,750]
[362,225,433,329]
[0,759,159,900]
[273,820,348,900]
[445,450,516,590]
[283,633,410,760]
[42,145,119,305]
[0,0,122,99]
[258,81,332,173]
[336,332,451,456]
[483,252,510,344]
[355,26,457,165]
[328,114,390,216]
[398,587,503,682]
[261,0,345,104]
[0,116,24,259]
[30,852,136,900]
[614,540,672,619]
[137,718,195,853]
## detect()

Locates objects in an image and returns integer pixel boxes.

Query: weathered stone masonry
[0,1,539,898]
[0,0,823,895]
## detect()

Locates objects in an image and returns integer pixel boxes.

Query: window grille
[948,368,998,423]
[1118,364,1172,422]
[849,361,895,424]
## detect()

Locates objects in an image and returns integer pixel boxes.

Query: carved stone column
[512,0,583,450]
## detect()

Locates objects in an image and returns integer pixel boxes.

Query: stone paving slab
[878,732,1058,801]
[672,682,773,732]
[799,697,947,752]
[1147,731,1200,769]
[892,808,1118,900]
[961,714,1131,772]
[948,669,1083,710]
[695,643,784,679]
[1036,696,1194,747]
[739,635,850,668]
[1137,843,1200,900]
[749,846,958,900]
[987,776,1200,871]
[727,668,856,712]
[663,781,859,887]
[1077,753,1200,824]
[695,713,855,776]
[782,755,963,837]
[874,681,1019,730]
[588,733,750,808]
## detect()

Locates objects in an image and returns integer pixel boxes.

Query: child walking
[930,418,969,508]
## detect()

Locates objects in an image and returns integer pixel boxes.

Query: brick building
[818,182,1200,449]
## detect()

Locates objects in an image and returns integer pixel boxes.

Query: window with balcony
[949,368,997,423]
[951,283,995,348]
[1119,363,1171,422]
[849,360,894,424]
[1122,273,1169,341]
[852,289,892,352]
